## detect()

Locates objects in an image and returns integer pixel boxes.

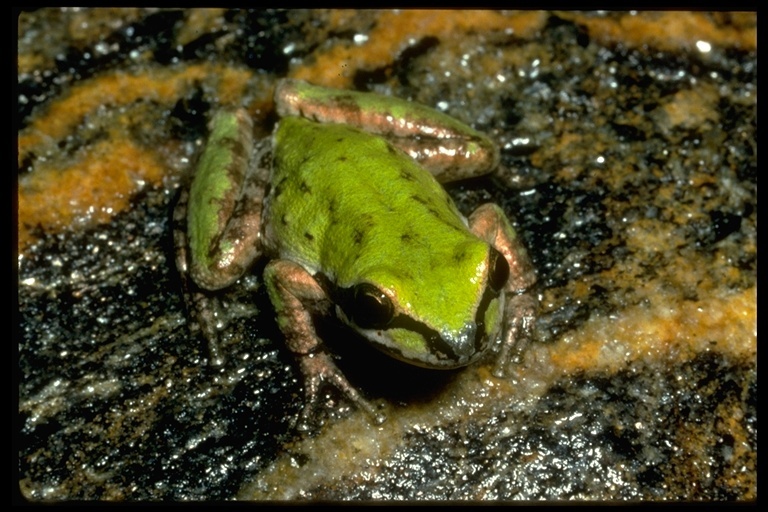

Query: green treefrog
[175,79,537,429]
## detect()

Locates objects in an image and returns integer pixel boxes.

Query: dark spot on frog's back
[400,232,416,244]
[353,228,364,245]
[452,245,468,263]
[299,180,311,194]
[304,232,315,242]
[337,155,348,162]
[411,195,445,220]
[399,167,416,181]
[272,177,286,198]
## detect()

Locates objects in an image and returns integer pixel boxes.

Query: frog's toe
[295,403,323,433]
[296,351,386,430]
[494,292,537,377]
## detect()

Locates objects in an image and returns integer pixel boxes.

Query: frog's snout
[449,323,479,361]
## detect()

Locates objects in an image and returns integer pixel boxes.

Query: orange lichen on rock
[659,85,721,132]
[18,137,166,250]
[547,286,756,374]
[291,10,548,89]
[562,11,756,53]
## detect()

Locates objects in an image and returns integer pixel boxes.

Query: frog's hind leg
[273,78,499,184]
[185,110,269,291]
[174,186,228,365]
[174,116,271,365]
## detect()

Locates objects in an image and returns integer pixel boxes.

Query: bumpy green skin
[263,117,497,362]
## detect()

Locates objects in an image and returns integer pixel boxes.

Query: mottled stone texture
[18,9,755,501]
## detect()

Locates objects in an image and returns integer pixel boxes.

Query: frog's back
[264,116,479,285]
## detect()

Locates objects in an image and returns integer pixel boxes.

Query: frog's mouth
[340,286,502,369]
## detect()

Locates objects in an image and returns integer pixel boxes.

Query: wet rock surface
[18,9,756,501]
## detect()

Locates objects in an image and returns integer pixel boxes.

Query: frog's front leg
[263,260,386,430]
[469,203,538,377]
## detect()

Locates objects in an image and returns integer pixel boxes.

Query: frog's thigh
[188,137,269,290]
[263,260,328,355]
[468,203,536,293]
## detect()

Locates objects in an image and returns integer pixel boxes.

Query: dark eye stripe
[316,271,500,361]
[475,285,500,351]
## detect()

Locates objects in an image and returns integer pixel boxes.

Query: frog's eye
[345,283,394,330]
[488,248,509,293]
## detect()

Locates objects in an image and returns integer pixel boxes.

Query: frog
[174,78,537,430]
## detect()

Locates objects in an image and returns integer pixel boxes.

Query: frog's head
[331,242,509,369]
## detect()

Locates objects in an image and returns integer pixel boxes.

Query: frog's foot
[184,291,228,366]
[493,292,537,378]
[296,350,386,432]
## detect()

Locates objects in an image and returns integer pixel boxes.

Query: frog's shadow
[315,318,461,405]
